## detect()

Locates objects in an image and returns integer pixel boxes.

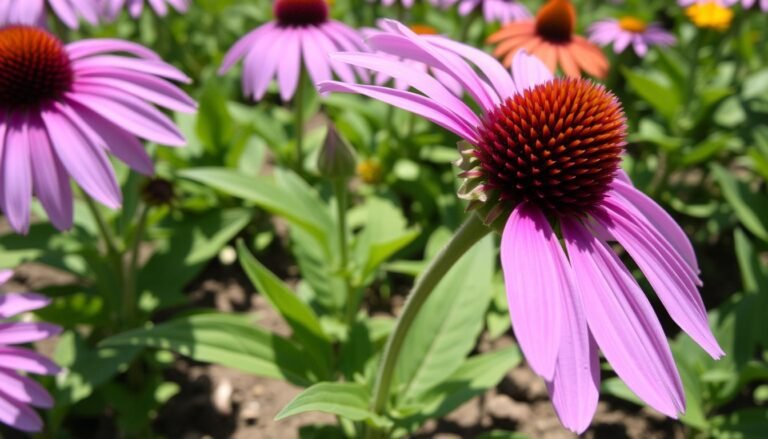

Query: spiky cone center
[0,26,73,110]
[618,16,647,33]
[274,0,329,26]
[535,0,576,43]
[470,78,626,218]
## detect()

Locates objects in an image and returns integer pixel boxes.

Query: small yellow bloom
[357,159,383,184]
[686,2,734,31]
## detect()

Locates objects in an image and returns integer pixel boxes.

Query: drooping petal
[595,197,724,359]
[318,82,479,142]
[500,203,565,380]
[0,347,61,375]
[0,293,51,319]
[0,369,53,408]
[546,240,600,434]
[562,217,685,418]
[0,394,42,433]
[2,113,33,234]
[0,323,61,345]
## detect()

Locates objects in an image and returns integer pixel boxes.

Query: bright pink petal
[0,323,61,345]
[596,197,724,359]
[562,218,685,418]
[0,369,53,408]
[0,293,50,319]
[0,394,42,432]
[0,347,61,375]
[2,113,33,234]
[500,203,565,380]
[28,113,74,231]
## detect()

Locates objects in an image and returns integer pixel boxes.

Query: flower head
[0,0,100,29]
[684,1,734,30]
[0,25,195,234]
[488,0,608,78]
[220,0,368,102]
[680,0,767,12]
[102,0,189,19]
[0,269,61,432]
[589,17,676,57]
[319,20,723,433]
[440,0,531,24]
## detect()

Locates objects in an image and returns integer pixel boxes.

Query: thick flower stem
[366,213,490,437]
[334,179,356,324]
[123,203,150,328]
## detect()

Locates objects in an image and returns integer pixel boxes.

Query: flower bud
[317,125,357,180]
[141,178,176,207]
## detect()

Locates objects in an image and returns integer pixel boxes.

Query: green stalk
[335,179,357,324]
[366,214,490,437]
[684,30,704,118]
[123,203,150,328]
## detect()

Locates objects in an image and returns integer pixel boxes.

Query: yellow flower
[357,159,383,184]
[686,2,734,31]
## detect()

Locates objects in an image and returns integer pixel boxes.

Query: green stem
[335,179,356,324]
[366,214,490,437]
[458,9,480,43]
[295,67,307,169]
[123,203,150,328]
[684,30,704,118]
[84,195,120,260]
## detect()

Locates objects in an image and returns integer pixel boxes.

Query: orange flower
[488,0,608,79]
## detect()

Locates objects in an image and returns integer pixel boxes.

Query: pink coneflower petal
[277,29,302,102]
[0,293,50,319]
[0,369,53,408]
[0,271,12,285]
[2,114,33,234]
[563,217,685,418]
[596,197,725,359]
[66,39,162,61]
[0,395,42,433]
[501,203,566,380]
[319,82,479,142]
[27,114,73,230]
[0,347,60,375]
[302,29,334,85]
[39,103,122,209]
[611,179,698,272]
[547,282,600,434]
[0,323,62,345]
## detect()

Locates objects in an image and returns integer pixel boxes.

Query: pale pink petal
[500,203,565,380]
[562,218,685,418]
[2,113,33,234]
[0,369,53,408]
[0,293,51,319]
[0,394,42,432]
[0,323,61,345]
[28,112,73,231]
[0,347,60,375]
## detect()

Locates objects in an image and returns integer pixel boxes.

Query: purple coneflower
[220,0,368,102]
[102,0,189,18]
[319,20,723,432]
[441,0,530,24]
[0,25,194,234]
[363,22,462,96]
[589,17,676,56]
[0,269,61,432]
[0,0,100,28]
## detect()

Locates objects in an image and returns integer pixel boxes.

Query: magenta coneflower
[102,0,189,18]
[441,0,531,24]
[0,0,100,28]
[0,269,61,432]
[220,0,368,102]
[319,20,723,432]
[589,17,676,56]
[0,25,194,234]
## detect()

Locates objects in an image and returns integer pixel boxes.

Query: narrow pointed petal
[562,218,685,418]
[0,369,53,408]
[596,197,724,359]
[545,237,600,433]
[501,203,565,380]
[0,293,51,319]
[0,323,62,345]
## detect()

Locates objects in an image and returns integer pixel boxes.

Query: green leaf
[735,228,768,294]
[712,164,768,241]
[196,79,234,151]
[181,167,333,248]
[622,68,681,121]
[138,208,252,310]
[53,331,140,406]
[395,235,495,402]
[276,382,390,427]
[476,432,529,439]
[711,408,768,438]
[397,347,521,431]
[101,312,315,386]
[237,241,331,379]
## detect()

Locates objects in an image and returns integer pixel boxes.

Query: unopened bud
[317,125,357,179]
[141,178,175,207]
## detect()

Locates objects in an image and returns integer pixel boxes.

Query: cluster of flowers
[0,0,759,433]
